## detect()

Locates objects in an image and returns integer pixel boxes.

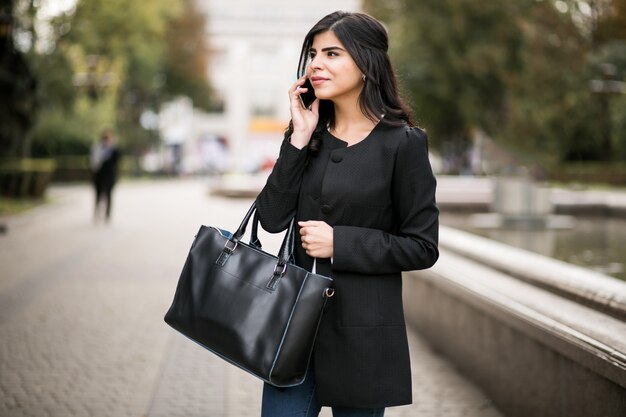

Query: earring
[362,74,366,82]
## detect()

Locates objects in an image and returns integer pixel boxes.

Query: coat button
[321,205,331,214]
[331,154,343,163]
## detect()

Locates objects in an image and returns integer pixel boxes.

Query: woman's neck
[331,99,377,138]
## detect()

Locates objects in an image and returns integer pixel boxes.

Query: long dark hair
[285,11,415,156]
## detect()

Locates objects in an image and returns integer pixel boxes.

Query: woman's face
[307,31,364,104]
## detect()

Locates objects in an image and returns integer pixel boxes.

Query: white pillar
[225,40,250,172]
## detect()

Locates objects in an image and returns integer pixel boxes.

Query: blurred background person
[90,128,120,223]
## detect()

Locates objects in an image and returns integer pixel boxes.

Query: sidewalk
[0,179,502,417]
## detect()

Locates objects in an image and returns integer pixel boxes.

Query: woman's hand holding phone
[289,75,319,149]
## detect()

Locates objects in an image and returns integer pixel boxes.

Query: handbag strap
[277,218,295,264]
[230,201,294,265]
[250,211,262,249]
[233,202,257,241]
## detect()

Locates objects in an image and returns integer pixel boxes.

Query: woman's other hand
[289,76,320,149]
[298,220,333,258]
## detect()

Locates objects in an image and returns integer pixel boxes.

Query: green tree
[12,0,213,158]
[63,0,180,154]
[364,0,625,171]
[163,0,215,111]
[370,0,526,172]
[500,0,590,163]
[0,0,38,158]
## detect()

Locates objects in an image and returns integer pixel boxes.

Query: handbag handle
[232,202,294,261]
[219,202,296,291]
[250,211,262,249]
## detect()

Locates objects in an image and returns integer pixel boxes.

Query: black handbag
[164,202,335,387]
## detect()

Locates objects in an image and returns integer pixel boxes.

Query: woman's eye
[327,51,338,57]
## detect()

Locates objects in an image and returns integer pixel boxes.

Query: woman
[256,11,439,417]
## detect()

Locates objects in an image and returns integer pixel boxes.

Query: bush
[53,155,92,182]
[0,159,56,198]
[548,162,626,186]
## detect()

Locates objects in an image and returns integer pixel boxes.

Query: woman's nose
[309,56,323,70]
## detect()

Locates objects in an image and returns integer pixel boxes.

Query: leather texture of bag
[164,202,335,387]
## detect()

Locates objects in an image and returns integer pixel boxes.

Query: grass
[0,197,49,216]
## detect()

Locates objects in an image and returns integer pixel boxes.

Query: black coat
[93,148,120,189]
[256,122,439,408]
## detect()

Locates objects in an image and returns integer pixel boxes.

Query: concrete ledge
[404,250,626,417]
[552,188,626,218]
[433,176,626,216]
[439,225,626,320]
[209,174,268,198]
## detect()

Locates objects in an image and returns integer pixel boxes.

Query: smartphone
[299,78,317,109]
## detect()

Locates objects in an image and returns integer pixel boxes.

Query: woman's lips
[310,77,328,86]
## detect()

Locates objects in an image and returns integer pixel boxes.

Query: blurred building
[158,0,361,174]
